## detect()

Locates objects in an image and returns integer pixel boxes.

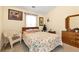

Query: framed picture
[39,17,44,26]
[8,9,23,21]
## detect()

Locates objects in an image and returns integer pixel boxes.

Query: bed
[22,27,62,52]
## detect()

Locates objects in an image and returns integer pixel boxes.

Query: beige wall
[0,7,3,50]
[2,6,45,32]
[46,6,79,37]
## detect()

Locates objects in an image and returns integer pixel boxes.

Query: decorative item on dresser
[62,14,79,48]
[42,24,47,32]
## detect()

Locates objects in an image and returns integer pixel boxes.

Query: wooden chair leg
[20,40,21,44]
[11,44,13,48]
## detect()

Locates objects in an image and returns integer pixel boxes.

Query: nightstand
[48,31,56,34]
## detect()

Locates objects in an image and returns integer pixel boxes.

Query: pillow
[25,29,39,33]
[24,30,35,34]
[32,29,39,32]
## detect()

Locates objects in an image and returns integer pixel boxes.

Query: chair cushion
[12,36,20,40]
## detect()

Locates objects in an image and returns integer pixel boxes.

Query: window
[25,14,37,27]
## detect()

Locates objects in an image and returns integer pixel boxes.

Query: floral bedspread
[23,32,62,52]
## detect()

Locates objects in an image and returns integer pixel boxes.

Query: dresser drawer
[75,33,79,40]
[62,31,79,48]
[75,37,79,40]
[69,40,76,47]
[75,41,79,48]
[75,32,79,36]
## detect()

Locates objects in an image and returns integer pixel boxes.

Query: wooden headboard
[22,27,39,34]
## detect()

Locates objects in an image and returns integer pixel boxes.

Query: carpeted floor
[1,41,79,52]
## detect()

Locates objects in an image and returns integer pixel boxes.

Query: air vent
[32,6,36,8]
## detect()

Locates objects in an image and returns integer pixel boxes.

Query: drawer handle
[76,38,79,40]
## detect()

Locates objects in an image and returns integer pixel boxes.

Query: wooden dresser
[62,31,79,48]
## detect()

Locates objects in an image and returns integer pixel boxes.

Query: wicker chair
[3,30,22,48]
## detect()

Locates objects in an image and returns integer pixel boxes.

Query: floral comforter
[23,32,62,52]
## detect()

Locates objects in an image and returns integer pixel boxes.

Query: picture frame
[39,17,44,26]
[8,9,23,21]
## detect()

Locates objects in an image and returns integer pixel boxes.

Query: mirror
[65,14,79,31]
[70,16,79,29]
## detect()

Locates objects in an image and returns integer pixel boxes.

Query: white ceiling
[18,6,56,15]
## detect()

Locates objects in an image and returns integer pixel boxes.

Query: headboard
[22,27,39,34]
